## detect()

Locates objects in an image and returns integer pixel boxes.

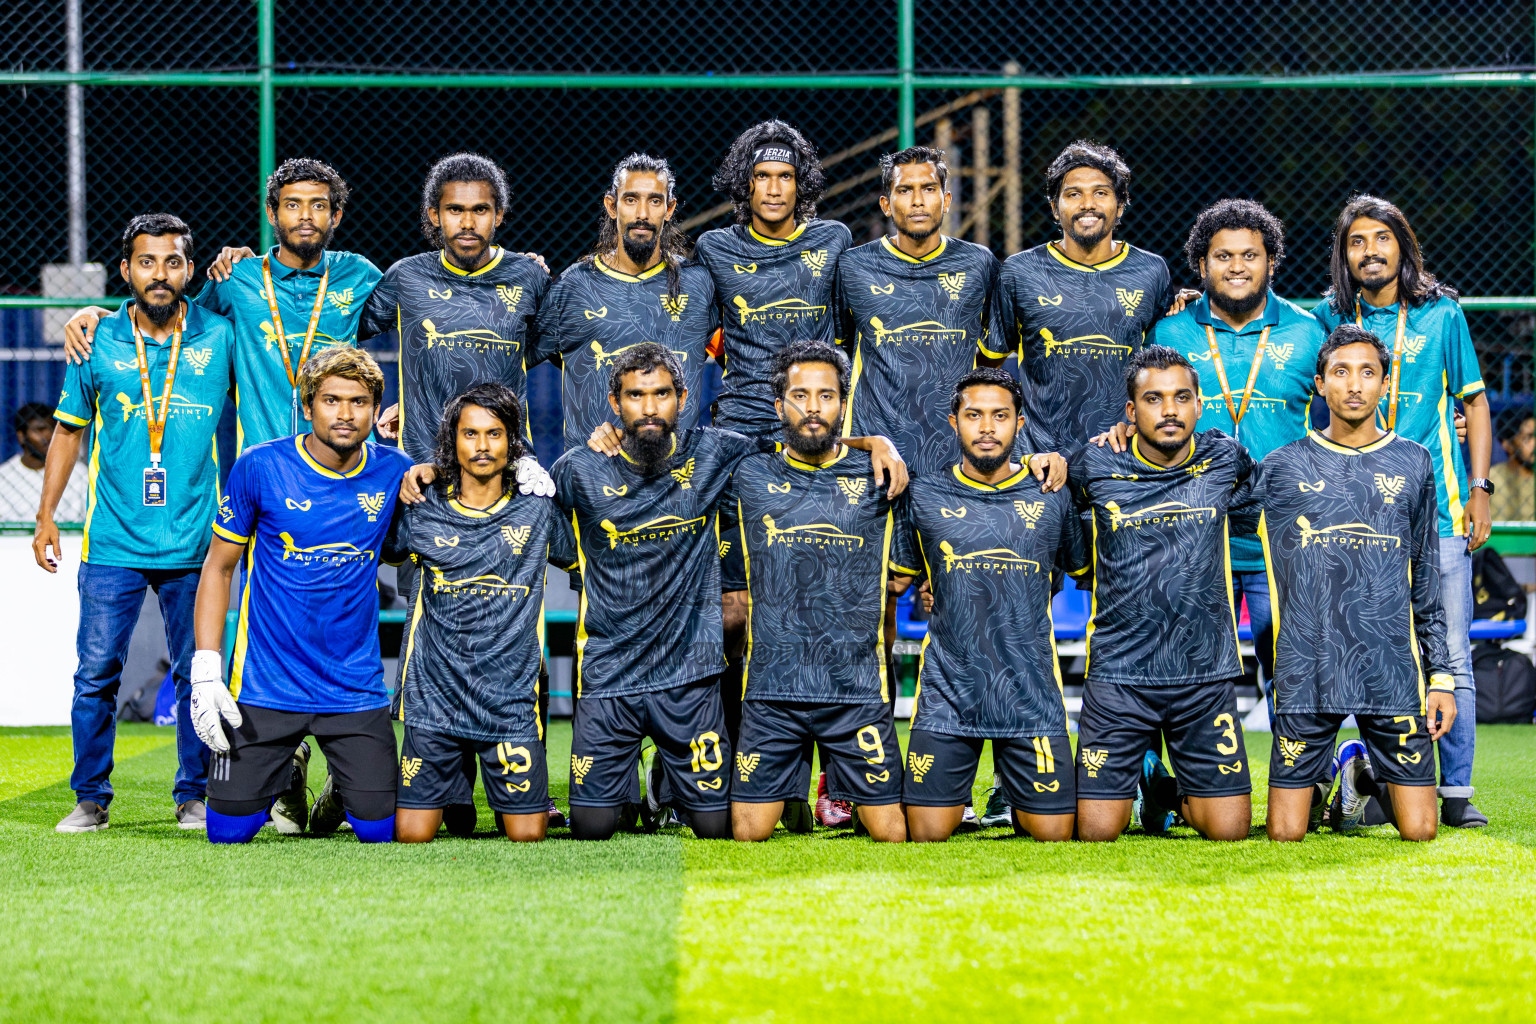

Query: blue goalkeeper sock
[206,808,265,844]
[347,812,395,843]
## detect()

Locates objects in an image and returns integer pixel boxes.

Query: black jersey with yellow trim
[534,256,718,452]
[891,463,1082,737]
[694,219,852,438]
[1065,429,1259,686]
[384,487,576,742]
[836,235,1002,476]
[550,426,775,698]
[1258,430,1454,715]
[360,248,551,464]
[991,241,1172,453]
[721,445,896,703]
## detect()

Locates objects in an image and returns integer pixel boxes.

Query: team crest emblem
[285,498,312,511]
[870,283,895,295]
[428,287,452,300]
[433,535,459,548]
[501,525,532,553]
[1014,500,1044,528]
[570,756,593,783]
[908,752,935,783]
[496,285,524,312]
[939,272,966,300]
[800,249,828,276]
[583,307,608,319]
[1278,737,1307,766]
[736,752,760,780]
[1115,288,1144,316]
[940,506,967,519]
[1185,458,1214,477]
[865,769,890,784]
[660,294,690,321]
[670,458,696,489]
[219,496,235,521]
[1033,780,1061,793]
[1037,294,1063,306]
[767,482,791,494]
[185,348,212,375]
[718,540,732,558]
[1374,474,1406,503]
[1081,748,1109,777]
[837,478,867,505]
[1299,479,1327,493]
[733,263,757,274]
[400,757,422,786]
[357,491,387,521]
[602,484,628,498]
[327,288,354,314]
[1270,342,1294,370]
[1403,335,1427,362]
[1218,761,1245,775]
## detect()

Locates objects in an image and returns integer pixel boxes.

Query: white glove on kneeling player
[189,649,242,753]
[515,455,555,497]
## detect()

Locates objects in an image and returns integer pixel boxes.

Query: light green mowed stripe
[0,727,174,803]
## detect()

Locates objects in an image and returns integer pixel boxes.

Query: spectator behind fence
[1489,407,1534,522]
[0,402,87,522]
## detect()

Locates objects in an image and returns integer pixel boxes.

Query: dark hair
[431,382,528,498]
[881,146,949,196]
[298,346,385,408]
[12,401,52,435]
[1322,194,1457,316]
[1045,140,1131,208]
[265,157,351,213]
[1184,198,1286,277]
[1315,324,1391,379]
[1125,344,1199,400]
[711,120,826,225]
[607,341,685,398]
[420,152,511,247]
[769,339,850,402]
[1496,405,1534,443]
[950,367,1023,416]
[120,213,193,263]
[586,152,693,299]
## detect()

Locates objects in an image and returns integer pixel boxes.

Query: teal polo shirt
[193,247,381,452]
[1148,290,1325,572]
[54,300,234,568]
[1313,294,1484,538]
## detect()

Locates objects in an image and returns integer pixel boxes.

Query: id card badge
[143,466,167,507]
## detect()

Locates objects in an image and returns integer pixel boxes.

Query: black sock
[688,809,732,839]
[1150,774,1180,810]
[1357,769,1396,826]
[569,805,626,841]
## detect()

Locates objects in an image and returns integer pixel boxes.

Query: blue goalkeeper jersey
[215,435,411,713]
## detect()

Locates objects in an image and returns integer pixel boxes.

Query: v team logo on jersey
[278,531,373,564]
[598,515,706,549]
[837,478,867,505]
[1374,474,1406,503]
[184,347,212,374]
[496,284,524,312]
[1081,748,1109,777]
[939,540,1041,575]
[1039,328,1132,358]
[1104,500,1217,532]
[433,534,459,547]
[570,756,592,783]
[1185,458,1215,477]
[1296,515,1402,550]
[327,288,355,314]
[357,491,387,520]
[1270,342,1294,370]
[421,319,519,353]
[1115,288,1144,316]
[867,316,967,348]
[939,272,966,300]
[670,458,696,489]
[1278,737,1307,766]
[285,497,312,512]
[800,249,828,276]
[659,294,690,321]
[114,391,215,423]
[940,505,967,518]
[1403,335,1427,361]
[584,306,608,319]
[400,757,422,786]
[718,539,732,558]
[762,515,866,550]
[736,752,760,780]
[869,283,895,295]
[731,295,826,326]
[908,752,935,783]
[501,525,532,553]
[1014,500,1044,527]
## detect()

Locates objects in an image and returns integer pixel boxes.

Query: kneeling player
[892,369,1074,841]
[1261,326,1455,842]
[1067,346,1259,842]
[388,383,574,842]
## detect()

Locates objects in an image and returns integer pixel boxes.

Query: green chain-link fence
[3,0,1533,543]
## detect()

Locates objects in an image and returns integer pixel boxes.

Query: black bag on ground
[1473,642,1536,723]
[1473,548,1525,621]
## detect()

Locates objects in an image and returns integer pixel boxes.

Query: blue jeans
[1435,537,1476,796]
[1232,570,1275,726]
[71,562,208,808]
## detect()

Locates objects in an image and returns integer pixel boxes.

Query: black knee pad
[569,805,625,841]
[687,809,732,840]
[339,789,395,821]
[208,796,271,817]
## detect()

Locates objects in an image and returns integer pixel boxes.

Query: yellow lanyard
[128,306,184,467]
[261,253,329,388]
[1355,298,1406,429]
[1203,322,1270,426]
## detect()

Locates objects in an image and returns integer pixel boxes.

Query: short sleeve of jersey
[889,497,924,577]
[55,358,96,428]
[548,502,578,570]
[975,252,1009,359]
[985,276,1021,361]
[1228,443,1262,536]
[383,501,411,566]
[191,276,234,318]
[1444,303,1485,399]
[215,452,261,543]
[359,266,400,341]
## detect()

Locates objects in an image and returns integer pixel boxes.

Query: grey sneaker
[176,799,208,830]
[978,780,1013,828]
[269,740,311,834]
[308,770,345,836]
[55,801,109,833]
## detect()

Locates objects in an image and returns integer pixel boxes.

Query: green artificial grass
[1,723,1534,1022]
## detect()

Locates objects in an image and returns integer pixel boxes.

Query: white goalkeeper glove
[189,649,242,753]
[515,455,555,497]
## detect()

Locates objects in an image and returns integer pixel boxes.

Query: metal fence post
[1002,62,1022,255]
[65,0,84,268]
[258,0,275,251]
[897,0,914,149]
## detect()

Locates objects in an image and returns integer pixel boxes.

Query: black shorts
[397,725,550,815]
[720,522,747,593]
[1075,679,1251,799]
[903,730,1075,815]
[734,700,902,805]
[570,677,730,811]
[207,703,397,813]
[1270,712,1435,788]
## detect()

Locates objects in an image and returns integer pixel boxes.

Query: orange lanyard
[128,306,184,467]
[1355,298,1406,429]
[261,253,329,388]
[1203,322,1269,426]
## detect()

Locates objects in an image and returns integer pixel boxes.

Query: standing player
[891,369,1075,841]
[724,341,908,842]
[1313,195,1490,828]
[1068,345,1258,842]
[34,214,234,833]
[990,141,1175,454]
[364,152,552,465]
[1261,326,1455,842]
[386,383,575,842]
[189,348,410,844]
[837,146,1003,476]
[536,153,718,451]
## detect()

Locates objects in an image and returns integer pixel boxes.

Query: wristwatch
[1469,477,1495,495]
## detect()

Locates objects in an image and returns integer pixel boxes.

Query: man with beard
[990,141,1175,454]
[1067,345,1259,842]
[189,347,411,844]
[61,159,381,452]
[1312,195,1491,829]
[536,153,718,452]
[1489,408,1534,522]
[0,402,87,521]
[34,214,234,833]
